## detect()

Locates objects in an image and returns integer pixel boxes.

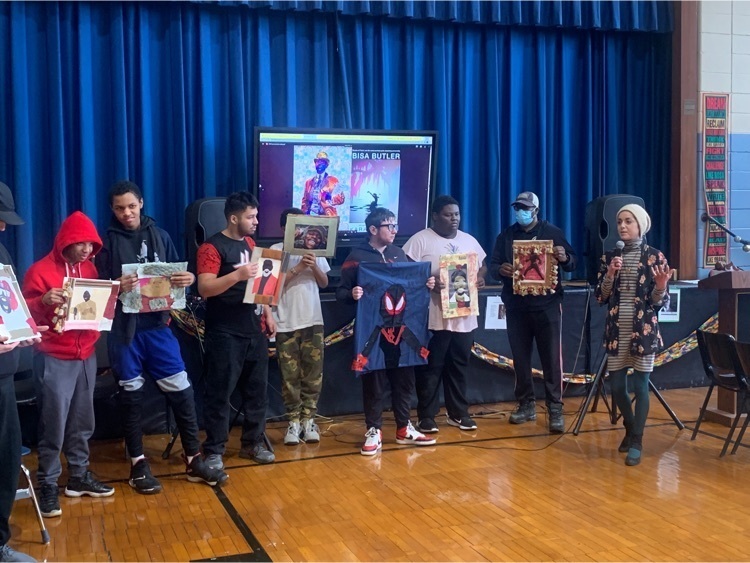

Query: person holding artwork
[301,151,345,216]
[594,204,672,466]
[337,207,437,455]
[97,180,227,494]
[271,208,330,445]
[490,191,576,433]
[403,195,487,434]
[0,182,41,562]
[73,291,97,320]
[22,211,115,518]
[251,259,278,297]
[197,191,276,468]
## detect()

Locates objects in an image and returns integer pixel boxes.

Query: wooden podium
[697,271,750,425]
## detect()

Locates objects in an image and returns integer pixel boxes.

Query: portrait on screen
[283,214,338,257]
[439,252,479,318]
[512,240,558,296]
[293,146,352,228]
[58,277,119,332]
[0,264,40,343]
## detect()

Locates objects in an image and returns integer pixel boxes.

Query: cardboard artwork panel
[120,262,188,313]
[439,252,479,318]
[243,247,289,306]
[0,264,41,342]
[57,278,119,332]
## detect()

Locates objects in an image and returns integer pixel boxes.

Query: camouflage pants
[276,325,325,421]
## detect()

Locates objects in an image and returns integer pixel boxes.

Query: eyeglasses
[377,223,399,232]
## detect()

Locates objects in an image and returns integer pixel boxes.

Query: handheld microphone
[613,240,625,257]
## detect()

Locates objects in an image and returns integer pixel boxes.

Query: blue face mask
[515,208,535,226]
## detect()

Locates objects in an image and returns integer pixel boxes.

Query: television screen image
[254,128,436,244]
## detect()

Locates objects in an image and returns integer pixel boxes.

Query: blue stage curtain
[219,1,673,32]
[0,1,671,278]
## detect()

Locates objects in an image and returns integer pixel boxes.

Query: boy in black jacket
[336,208,436,455]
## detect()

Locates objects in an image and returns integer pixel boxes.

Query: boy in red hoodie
[22,211,114,519]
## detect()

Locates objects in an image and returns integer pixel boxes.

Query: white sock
[131,455,145,466]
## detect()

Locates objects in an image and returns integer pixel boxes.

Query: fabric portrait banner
[702,93,730,267]
[353,261,431,373]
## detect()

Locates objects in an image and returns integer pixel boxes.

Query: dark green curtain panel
[0,1,672,277]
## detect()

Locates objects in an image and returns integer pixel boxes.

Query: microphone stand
[701,213,750,253]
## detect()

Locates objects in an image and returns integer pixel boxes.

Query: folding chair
[692,330,750,456]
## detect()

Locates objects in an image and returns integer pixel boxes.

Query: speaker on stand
[583,194,646,285]
[184,197,228,276]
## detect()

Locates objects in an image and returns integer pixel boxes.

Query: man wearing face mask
[490,192,576,433]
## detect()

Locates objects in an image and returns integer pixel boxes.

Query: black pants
[202,330,269,455]
[506,305,563,406]
[0,375,21,546]
[119,386,200,459]
[415,330,473,421]
[362,367,414,431]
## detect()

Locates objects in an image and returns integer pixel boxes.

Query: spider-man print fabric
[353,261,431,373]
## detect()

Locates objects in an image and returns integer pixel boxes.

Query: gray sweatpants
[34,353,96,486]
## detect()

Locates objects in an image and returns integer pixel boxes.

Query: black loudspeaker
[184,197,227,274]
[584,194,645,284]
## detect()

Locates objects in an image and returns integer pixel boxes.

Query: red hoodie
[22,211,103,360]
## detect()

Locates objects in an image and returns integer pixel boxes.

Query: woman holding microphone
[595,204,673,466]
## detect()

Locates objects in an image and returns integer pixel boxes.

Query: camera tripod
[572,353,685,436]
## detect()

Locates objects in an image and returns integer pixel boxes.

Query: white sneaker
[284,421,301,445]
[301,419,320,443]
[396,421,437,446]
[361,427,382,456]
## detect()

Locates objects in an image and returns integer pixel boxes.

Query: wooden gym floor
[8,387,750,562]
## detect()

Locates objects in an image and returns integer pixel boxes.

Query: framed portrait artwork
[512,240,558,296]
[0,264,41,343]
[243,247,290,307]
[119,262,188,313]
[439,252,479,318]
[283,214,339,257]
[55,277,119,332]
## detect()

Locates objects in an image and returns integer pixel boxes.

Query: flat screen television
[253,127,438,245]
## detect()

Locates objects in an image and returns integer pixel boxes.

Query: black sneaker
[184,454,229,487]
[39,483,61,518]
[129,459,162,495]
[239,443,275,464]
[446,415,478,431]
[509,401,537,424]
[417,418,439,434]
[65,471,115,498]
[548,404,565,434]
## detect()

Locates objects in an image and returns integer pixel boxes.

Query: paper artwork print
[512,240,558,296]
[243,247,290,307]
[0,264,41,343]
[57,278,120,332]
[120,262,188,313]
[352,261,431,373]
[439,252,479,318]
